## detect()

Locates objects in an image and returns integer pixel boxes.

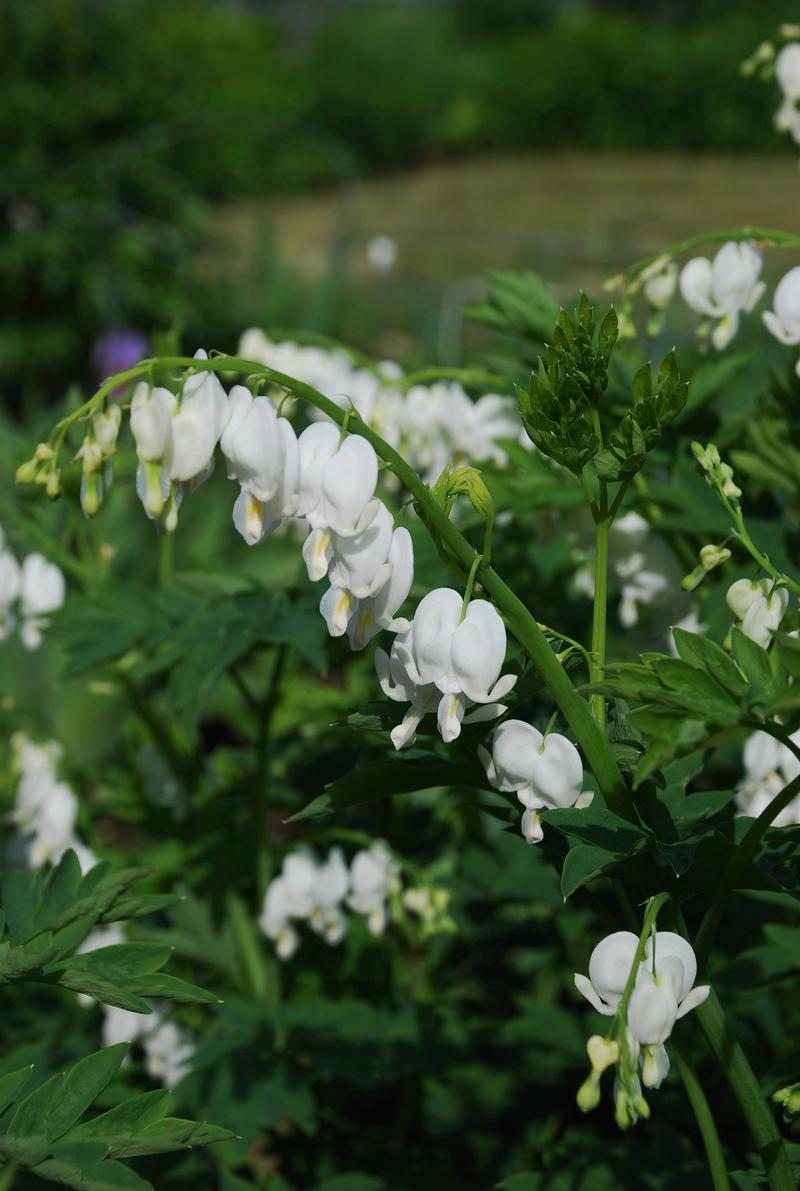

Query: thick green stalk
[589,514,610,729]
[696,991,794,1191]
[673,1040,731,1191]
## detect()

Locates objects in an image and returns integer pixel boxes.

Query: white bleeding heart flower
[643,260,678,311]
[308,847,350,945]
[130,383,177,518]
[222,386,300,545]
[24,780,78,867]
[679,241,765,350]
[740,587,789,648]
[18,553,66,650]
[480,719,590,844]
[328,501,395,601]
[168,351,229,486]
[763,268,800,377]
[345,526,414,650]
[776,42,800,101]
[347,841,400,936]
[736,729,800,826]
[221,386,298,501]
[574,930,640,1016]
[258,877,300,960]
[726,577,771,621]
[381,588,516,746]
[142,1016,194,1089]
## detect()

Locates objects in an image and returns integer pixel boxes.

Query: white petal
[676,984,710,1019]
[574,973,615,1016]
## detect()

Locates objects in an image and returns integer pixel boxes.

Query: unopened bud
[34,441,54,464]
[16,459,38,485]
[577,1071,601,1113]
[699,544,731,571]
[45,470,61,500]
[80,471,102,519]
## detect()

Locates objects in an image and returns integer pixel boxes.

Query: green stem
[589,514,610,729]
[622,227,800,286]
[695,990,794,1191]
[673,1040,731,1191]
[732,521,800,599]
[694,770,800,971]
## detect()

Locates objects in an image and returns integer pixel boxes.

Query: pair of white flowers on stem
[678,240,800,374]
[575,930,709,1120]
[737,728,800,826]
[774,41,800,144]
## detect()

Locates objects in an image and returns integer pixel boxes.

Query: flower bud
[45,470,61,501]
[15,459,38,485]
[699,543,731,571]
[577,1070,601,1113]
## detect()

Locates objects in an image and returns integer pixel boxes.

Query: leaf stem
[589,514,610,730]
[673,1039,731,1191]
[695,990,794,1191]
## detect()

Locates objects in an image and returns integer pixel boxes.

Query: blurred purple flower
[92,330,150,384]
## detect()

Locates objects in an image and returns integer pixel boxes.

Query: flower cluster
[259,842,401,959]
[238,330,523,482]
[376,587,516,749]
[0,531,65,650]
[737,729,800,826]
[727,578,790,648]
[575,930,709,1126]
[101,1004,194,1089]
[8,734,95,872]
[479,719,590,843]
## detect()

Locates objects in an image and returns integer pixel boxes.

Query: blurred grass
[209,150,800,362]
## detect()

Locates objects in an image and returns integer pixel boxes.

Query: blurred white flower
[348,842,401,936]
[168,351,229,487]
[18,553,66,649]
[736,729,800,825]
[367,234,399,274]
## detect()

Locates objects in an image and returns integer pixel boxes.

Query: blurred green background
[2,0,798,410]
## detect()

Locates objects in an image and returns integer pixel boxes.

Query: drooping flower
[377,588,516,748]
[762,267,800,377]
[130,382,177,519]
[347,841,401,936]
[679,241,765,349]
[736,728,800,826]
[297,425,381,581]
[480,719,590,843]
[726,579,790,649]
[775,43,800,144]
[168,351,229,488]
[221,386,300,545]
[18,553,66,649]
[344,526,414,650]
[0,550,21,640]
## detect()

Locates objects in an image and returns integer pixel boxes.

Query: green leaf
[671,627,748,699]
[289,758,488,822]
[66,1089,171,1144]
[0,1065,33,1117]
[545,805,648,854]
[8,1045,127,1143]
[730,627,773,692]
[45,943,172,981]
[560,844,623,898]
